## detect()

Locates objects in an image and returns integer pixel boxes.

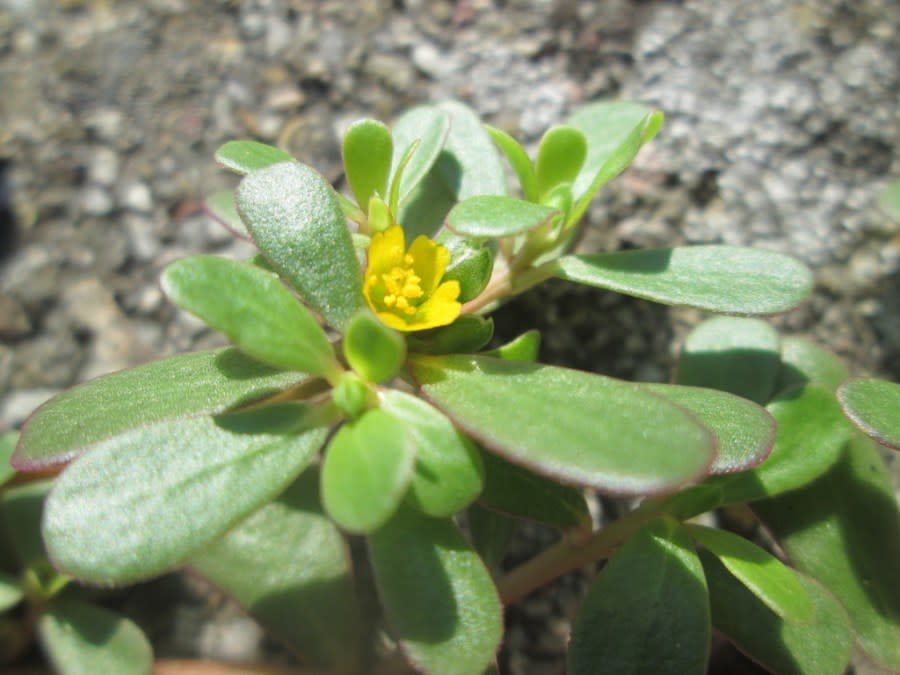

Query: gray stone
[0,388,62,430]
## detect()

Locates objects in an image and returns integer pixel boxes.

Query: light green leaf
[390,107,450,206]
[838,378,900,450]
[482,330,541,362]
[643,384,776,474]
[552,246,813,315]
[752,434,900,670]
[215,140,293,175]
[535,125,587,200]
[237,161,363,330]
[2,480,52,569]
[342,119,393,211]
[343,310,406,384]
[38,600,153,675]
[568,518,710,675]
[43,404,330,584]
[685,524,813,622]
[321,409,416,533]
[776,336,849,395]
[0,432,16,487]
[14,348,302,470]
[675,317,781,405]
[437,233,494,303]
[162,256,339,378]
[205,190,248,238]
[447,196,559,239]
[878,179,900,221]
[191,470,362,674]
[702,550,853,675]
[412,355,714,496]
[379,390,483,518]
[485,124,539,202]
[368,504,502,675]
[0,571,23,612]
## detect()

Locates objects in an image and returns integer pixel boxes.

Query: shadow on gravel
[0,159,17,261]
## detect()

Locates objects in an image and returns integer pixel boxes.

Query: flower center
[380,253,423,315]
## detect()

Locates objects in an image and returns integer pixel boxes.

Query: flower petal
[412,280,461,330]
[367,226,406,279]
[408,235,448,293]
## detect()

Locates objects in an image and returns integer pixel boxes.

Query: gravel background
[1,0,898,672]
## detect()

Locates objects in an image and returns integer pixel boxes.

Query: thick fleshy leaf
[685,524,812,621]
[342,119,393,211]
[643,384,776,474]
[205,190,249,239]
[236,161,363,330]
[412,355,714,496]
[535,125,587,199]
[437,233,494,302]
[215,140,293,175]
[0,571,22,612]
[675,317,781,405]
[13,349,301,470]
[879,179,900,221]
[162,256,339,378]
[378,391,483,518]
[552,246,813,316]
[321,409,416,533]
[477,448,591,531]
[837,378,900,450]
[447,196,558,239]
[191,470,361,674]
[483,330,541,362]
[343,310,406,384]
[485,124,539,202]
[713,385,851,505]
[568,518,710,675]
[467,502,517,573]
[406,316,495,355]
[776,336,849,395]
[368,504,502,675]
[389,106,450,206]
[43,404,330,584]
[752,434,900,671]
[1,480,51,569]
[701,550,853,675]
[38,600,153,675]
[0,432,15,487]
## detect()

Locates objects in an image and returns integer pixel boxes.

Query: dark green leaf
[702,550,853,675]
[0,432,15,487]
[838,378,900,450]
[685,524,812,621]
[38,600,153,675]
[14,348,301,470]
[342,119,393,211]
[467,502,516,572]
[343,310,406,384]
[535,125,587,200]
[776,336,849,395]
[1,480,51,569]
[43,404,330,584]
[447,196,558,239]
[162,256,339,378]
[205,190,248,238]
[368,504,502,675]
[485,124,539,202]
[321,409,416,533]
[237,161,363,330]
[406,316,495,355]
[379,391,483,518]
[390,107,450,207]
[412,355,714,496]
[752,434,900,670]
[568,518,709,675]
[191,470,362,674]
[553,246,813,316]
[215,140,293,175]
[675,317,781,405]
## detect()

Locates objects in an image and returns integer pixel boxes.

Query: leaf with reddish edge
[411,354,715,496]
[837,378,900,450]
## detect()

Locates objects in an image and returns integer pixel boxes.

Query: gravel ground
[1,0,898,672]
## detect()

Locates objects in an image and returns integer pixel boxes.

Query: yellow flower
[364,225,461,332]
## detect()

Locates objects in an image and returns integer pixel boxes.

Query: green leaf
[567,102,663,223]
[482,329,541,362]
[776,336,849,395]
[342,119,393,211]
[878,179,900,221]
[568,519,709,675]
[38,600,153,675]
[205,190,249,238]
[215,139,294,175]
[412,355,714,496]
[14,348,302,470]
[477,448,591,531]
[643,384,776,474]
[701,550,853,675]
[191,470,362,674]
[838,378,900,450]
[406,316,495,355]
[321,409,416,533]
[552,246,813,316]
[390,107,450,207]
[685,524,813,622]
[43,404,330,584]
[535,125,587,200]
[162,256,339,378]
[379,391,484,518]
[447,196,559,239]
[0,571,23,612]
[2,480,51,569]
[343,310,406,384]
[714,385,851,505]
[485,124,539,202]
[236,161,363,331]
[0,432,16,487]
[675,317,781,405]
[752,434,900,670]
[467,502,516,572]
[368,504,502,675]
[437,233,494,303]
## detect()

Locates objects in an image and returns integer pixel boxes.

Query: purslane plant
[8,99,895,674]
